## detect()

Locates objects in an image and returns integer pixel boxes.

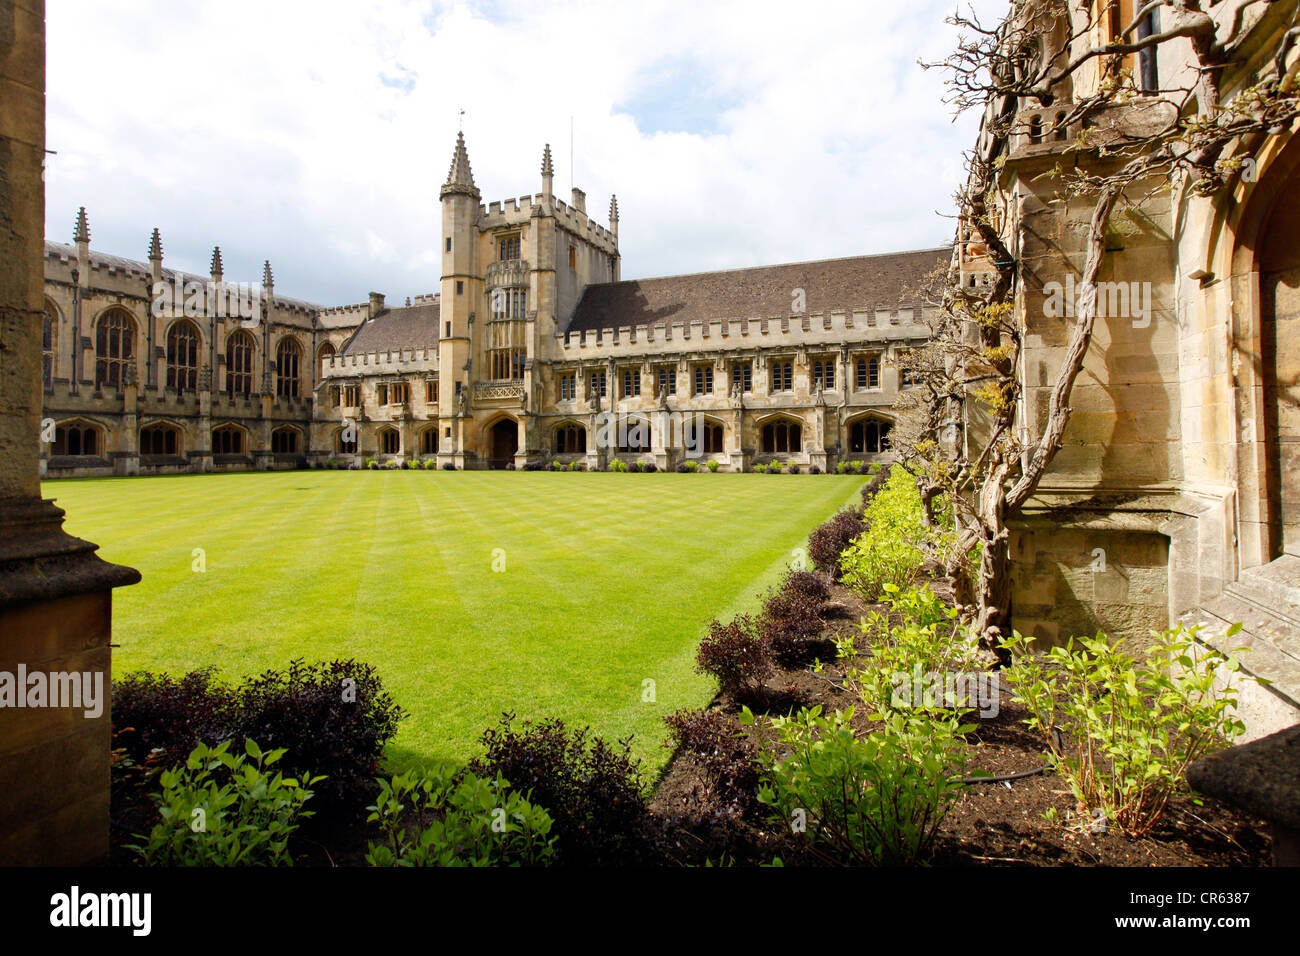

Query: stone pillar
[0,0,140,865]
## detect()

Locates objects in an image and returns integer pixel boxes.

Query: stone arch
[553,419,587,455]
[139,419,184,457]
[51,417,105,457]
[270,424,301,455]
[483,414,519,468]
[165,317,202,393]
[92,305,138,390]
[225,328,258,396]
[42,297,60,389]
[376,424,401,457]
[844,411,895,455]
[757,413,805,455]
[1226,128,1300,561]
[211,421,250,456]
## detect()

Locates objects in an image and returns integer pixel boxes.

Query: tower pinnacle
[73,207,90,245]
[440,131,479,199]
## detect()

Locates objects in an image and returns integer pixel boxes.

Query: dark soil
[648,576,1273,867]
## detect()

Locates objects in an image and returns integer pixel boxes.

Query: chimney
[369,292,386,318]
[571,187,586,214]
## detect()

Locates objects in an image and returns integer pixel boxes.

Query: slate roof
[44,241,326,313]
[342,302,441,354]
[566,246,950,334]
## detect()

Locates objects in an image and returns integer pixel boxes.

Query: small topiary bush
[663,708,762,821]
[471,714,649,866]
[677,460,699,473]
[568,461,582,471]
[442,462,457,471]
[808,509,867,579]
[696,614,772,701]
[753,463,768,473]
[706,460,720,472]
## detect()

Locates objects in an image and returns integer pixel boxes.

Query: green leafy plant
[753,463,768,473]
[706,460,720,472]
[839,584,987,713]
[127,739,323,866]
[741,705,970,865]
[1002,624,1251,836]
[364,764,556,867]
[839,466,955,601]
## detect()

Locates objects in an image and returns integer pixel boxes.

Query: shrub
[840,466,949,601]
[663,709,761,820]
[112,667,240,767]
[365,764,556,867]
[424,458,439,470]
[607,459,628,473]
[810,465,822,475]
[839,584,987,714]
[442,462,457,471]
[1003,624,1251,837]
[808,509,866,579]
[365,458,379,470]
[696,614,772,700]
[641,461,658,473]
[777,569,831,603]
[568,461,582,471]
[768,462,784,475]
[742,705,970,865]
[761,582,832,668]
[706,460,720,473]
[470,714,648,865]
[127,739,323,867]
[232,659,407,820]
[787,464,800,475]
[677,460,699,473]
[753,463,768,474]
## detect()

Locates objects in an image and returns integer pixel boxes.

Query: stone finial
[609,195,619,223]
[440,131,479,199]
[210,246,223,281]
[73,206,90,244]
[148,227,163,261]
[263,260,274,288]
[541,143,554,178]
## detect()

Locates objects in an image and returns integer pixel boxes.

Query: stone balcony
[474,380,524,403]
[486,259,529,289]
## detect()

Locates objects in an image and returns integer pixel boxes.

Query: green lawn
[44,470,864,773]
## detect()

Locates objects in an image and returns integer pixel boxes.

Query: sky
[45,0,1009,307]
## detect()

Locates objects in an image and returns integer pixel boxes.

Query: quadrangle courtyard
[44,470,867,771]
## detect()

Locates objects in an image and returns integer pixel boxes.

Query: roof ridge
[599,246,952,287]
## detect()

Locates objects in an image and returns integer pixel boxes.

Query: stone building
[41,133,948,475]
[961,0,1300,732]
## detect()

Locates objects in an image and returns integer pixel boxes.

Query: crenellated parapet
[321,348,439,378]
[556,306,934,360]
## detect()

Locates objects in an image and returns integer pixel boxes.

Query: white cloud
[46,0,1009,305]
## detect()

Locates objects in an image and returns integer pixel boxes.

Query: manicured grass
[44,470,865,773]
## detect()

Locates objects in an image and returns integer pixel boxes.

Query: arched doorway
[1259,186,1300,556]
[488,418,518,469]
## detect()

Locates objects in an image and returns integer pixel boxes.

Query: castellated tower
[436,133,620,467]
[438,132,481,463]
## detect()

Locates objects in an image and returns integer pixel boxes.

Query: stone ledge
[1188,722,1300,858]
[0,498,140,607]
